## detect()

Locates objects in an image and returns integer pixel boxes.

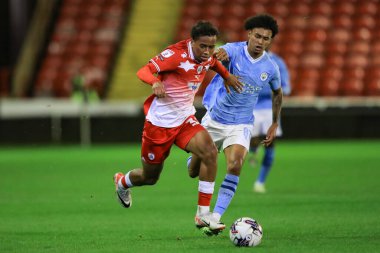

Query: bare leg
[128,160,164,186]
[188,154,201,178]
[224,144,247,176]
[186,130,218,182]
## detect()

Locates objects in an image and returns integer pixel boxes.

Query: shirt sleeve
[149,49,180,73]
[136,63,160,86]
[269,66,282,91]
[220,43,236,60]
[276,57,291,95]
[210,60,230,80]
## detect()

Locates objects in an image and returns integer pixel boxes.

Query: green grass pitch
[1,140,379,253]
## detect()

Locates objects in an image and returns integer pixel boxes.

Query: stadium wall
[1,98,380,144]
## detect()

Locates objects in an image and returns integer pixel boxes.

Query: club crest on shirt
[161,49,174,58]
[148,152,155,161]
[181,52,187,58]
[197,66,203,74]
[260,72,268,81]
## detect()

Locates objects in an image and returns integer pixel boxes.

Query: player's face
[247,28,273,58]
[191,35,217,62]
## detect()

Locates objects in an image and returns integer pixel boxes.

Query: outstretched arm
[211,60,243,93]
[262,87,283,147]
[136,63,166,98]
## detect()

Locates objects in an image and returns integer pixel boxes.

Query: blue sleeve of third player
[275,56,291,95]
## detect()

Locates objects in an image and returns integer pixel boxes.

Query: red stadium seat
[321,68,343,82]
[265,3,288,17]
[340,78,364,96]
[325,42,347,55]
[286,16,308,29]
[303,41,324,54]
[345,54,369,68]
[353,16,376,29]
[308,15,331,29]
[364,79,380,96]
[334,2,355,16]
[300,53,324,68]
[288,3,309,16]
[356,1,378,15]
[319,79,340,97]
[222,4,247,19]
[305,28,327,42]
[292,79,318,97]
[332,15,352,29]
[348,41,370,55]
[310,2,333,15]
[328,28,350,42]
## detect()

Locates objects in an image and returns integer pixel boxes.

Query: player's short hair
[244,14,279,38]
[191,21,219,40]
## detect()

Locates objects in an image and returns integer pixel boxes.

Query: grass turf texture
[0,140,379,253]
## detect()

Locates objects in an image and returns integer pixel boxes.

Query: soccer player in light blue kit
[250,50,291,193]
[187,14,283,234]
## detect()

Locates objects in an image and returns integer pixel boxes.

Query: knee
[227,159,244,175]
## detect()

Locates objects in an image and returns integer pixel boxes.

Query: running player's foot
[195,212,225,236]
[113,172,132,208]
[253,181,266,193]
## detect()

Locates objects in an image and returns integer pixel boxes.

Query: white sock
[197,205,210,216]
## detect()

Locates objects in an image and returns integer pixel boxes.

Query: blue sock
[257,147,274,183]
[214,174,239,217]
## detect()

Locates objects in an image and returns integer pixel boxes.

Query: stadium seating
[34,0,130,98]
[176,0,380,97]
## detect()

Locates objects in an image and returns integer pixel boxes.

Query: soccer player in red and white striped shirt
[113,21,242,234]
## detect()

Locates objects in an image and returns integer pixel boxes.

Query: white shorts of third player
[252,109,283,137]
[201,112,253,152]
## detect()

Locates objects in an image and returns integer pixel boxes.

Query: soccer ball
[229,217,263,247]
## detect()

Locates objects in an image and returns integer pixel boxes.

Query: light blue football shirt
[203,42,281,125]
[255,51,291,110]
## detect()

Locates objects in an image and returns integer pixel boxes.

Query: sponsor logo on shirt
[188,81,201,91]
[161,49,175,58]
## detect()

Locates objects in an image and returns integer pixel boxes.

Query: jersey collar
[187,40,195,60]
[244,45,266,64]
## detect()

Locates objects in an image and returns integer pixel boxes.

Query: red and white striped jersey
[144,39,224,128]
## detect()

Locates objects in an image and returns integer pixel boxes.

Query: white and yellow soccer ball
[229,217,263,247]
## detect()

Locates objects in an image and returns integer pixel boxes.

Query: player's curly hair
[191,20,219,40]
[244,14,279,38]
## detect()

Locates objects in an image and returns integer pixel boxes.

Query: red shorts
[141,115,205,164]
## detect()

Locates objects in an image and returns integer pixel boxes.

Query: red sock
[198,192,212,206]
[120,175,129,189]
